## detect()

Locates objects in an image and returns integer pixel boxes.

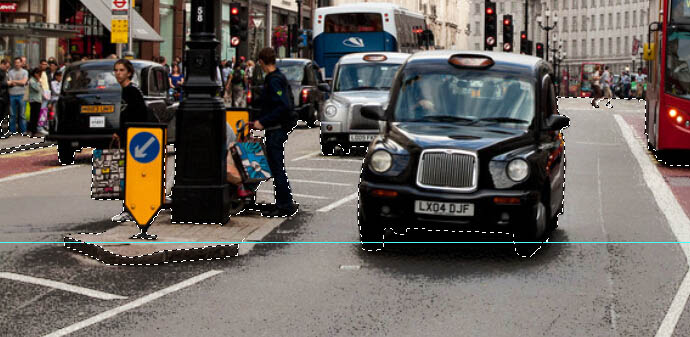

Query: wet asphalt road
[1,98,690,336]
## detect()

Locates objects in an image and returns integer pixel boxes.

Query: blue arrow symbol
[134,136,155,159]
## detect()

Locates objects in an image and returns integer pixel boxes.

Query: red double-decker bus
[579,62,604,97]
[645,0,690,153]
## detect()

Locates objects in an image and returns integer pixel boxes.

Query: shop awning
[79,0,164,42]
[0,22,82,38]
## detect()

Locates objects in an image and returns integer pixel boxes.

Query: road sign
[486,36,495,46]
[125,124,166,232]
[111,19,128,44]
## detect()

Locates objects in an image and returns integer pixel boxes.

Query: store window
[160,0,175,65]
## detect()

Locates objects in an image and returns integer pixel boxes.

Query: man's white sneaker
[112,212,134,222]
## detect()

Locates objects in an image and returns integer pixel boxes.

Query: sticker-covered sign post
[125,123,166,240]
[111,0,129,53]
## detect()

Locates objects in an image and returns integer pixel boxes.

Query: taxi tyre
[512,199,549,255]
[305,105,318,128]
[320,140,336,156]
[57,141,75,165]
[358,198,384,251]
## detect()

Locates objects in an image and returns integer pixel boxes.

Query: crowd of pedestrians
[219,56,256,108]
[0,56,66,137]
[590,65,647,108]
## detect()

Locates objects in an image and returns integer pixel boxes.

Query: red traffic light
[521,33,527,39]
[503,18,511,25]
[486,7,494,15]
[537,44,543,50]
[231,7,239,15]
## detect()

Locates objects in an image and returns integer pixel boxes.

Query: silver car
[320,52,410,155]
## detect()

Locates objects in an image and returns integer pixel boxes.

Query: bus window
[324,13,383,33]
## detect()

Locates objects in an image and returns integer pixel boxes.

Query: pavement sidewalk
[64,208,285,266]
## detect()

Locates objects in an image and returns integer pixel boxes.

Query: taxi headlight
[370,150,393,173]
[325,105,337,117]
[506,159,529,182]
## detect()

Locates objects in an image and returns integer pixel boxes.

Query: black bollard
[172,0,230,224]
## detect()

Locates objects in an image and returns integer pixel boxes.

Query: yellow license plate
[81,105,114,114]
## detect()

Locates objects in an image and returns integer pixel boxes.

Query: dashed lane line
[256,190,330,200]
[614,115,690,337]
[291,151,321,161]
[43,270,223,337]
[0,272,127,301]
[287,167,360,174]
[317,192,358,212]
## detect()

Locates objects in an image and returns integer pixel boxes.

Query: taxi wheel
[321,142,335,156]
[513,201,547,256]
[57,141,75,165]
[358,206,383,251]
[306,106,318,128]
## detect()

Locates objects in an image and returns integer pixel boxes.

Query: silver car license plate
[349,134,376,142]
[414,200,474,217]
[89,116,105,128]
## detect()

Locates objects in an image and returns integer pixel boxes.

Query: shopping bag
[91,139,126,200]
[38,107,48,128]
[25,101,30,120]
[226,149,243,185]
[230,120,272,183]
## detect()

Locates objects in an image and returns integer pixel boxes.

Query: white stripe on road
[256,190,330,200]
[43,270,223,337]
[614,115,690,337]
[0,272,126,301]
[317,192,358,212]
[289,179,355,187]
[291,151,321,161]
[305,158,364,163]
[287,167,360,174]
[0,165,78,184]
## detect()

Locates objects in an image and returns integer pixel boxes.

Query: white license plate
[89,116,105,128]
[349,134,376,142]
[414,200,475,217]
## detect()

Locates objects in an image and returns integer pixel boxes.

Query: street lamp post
[536,9,558,62]
[172,0,231,224]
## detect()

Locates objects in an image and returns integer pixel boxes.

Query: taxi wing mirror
[361,104,385,121]
[318,83,331,92]
[544,114,570,131]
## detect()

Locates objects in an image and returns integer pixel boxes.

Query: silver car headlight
[506,159,530,182]
[325,105,337,117]
[370,150,393,173]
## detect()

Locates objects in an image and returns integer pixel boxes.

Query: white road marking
[289,179,355,187]
[614,115,690,337]
[291,151,321,161]
[306,157,364,163]
[0,166,78,184]
[43,270,223,337]
[256,190,330,200]
[339,265,361,270]
[287,167,360,174]
[317,192,358,212]
[0,272,126,301]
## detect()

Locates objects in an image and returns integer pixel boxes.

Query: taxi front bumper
[358,180,540,231]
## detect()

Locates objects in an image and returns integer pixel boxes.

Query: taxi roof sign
[125,123,166,228]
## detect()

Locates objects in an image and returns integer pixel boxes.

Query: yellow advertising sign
[226,109,250,138]
[111,19,129,44]
[125,125,166,227]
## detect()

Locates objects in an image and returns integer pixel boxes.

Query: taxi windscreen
[393,70,535,128]
[334,63,401,91]
[62,68,139,92]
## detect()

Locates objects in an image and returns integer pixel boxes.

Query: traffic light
[306,29,313,48]
[239,6,249,41]
[536,42,544,58]
[502,15,513,52]
[230,3,240,47]
[484,0,497,50]
[520,31,528,54]
[414,26,423,46]
[289,24,299,50]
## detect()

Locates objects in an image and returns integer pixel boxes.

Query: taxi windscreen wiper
[351,86,380,91]
[408,115,478,123]
[474,117,530,124]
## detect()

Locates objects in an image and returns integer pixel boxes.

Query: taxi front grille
[350,105,380,130]
[416,150,478,192]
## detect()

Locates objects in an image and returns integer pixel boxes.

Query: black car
[47,59,178,164]
[357,51,570,252]
[249,58,330,127]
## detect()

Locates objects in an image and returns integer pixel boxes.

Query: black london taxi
[357,51,570,250]
[47,59,178,164]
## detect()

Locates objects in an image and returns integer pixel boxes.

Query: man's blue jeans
[9,95,26,133]
[265,129,293,209]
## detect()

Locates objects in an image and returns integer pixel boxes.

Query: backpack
[231,69,244,85]
[274,72,298,131]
